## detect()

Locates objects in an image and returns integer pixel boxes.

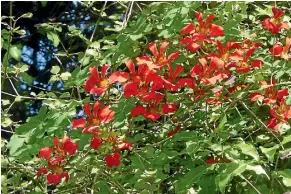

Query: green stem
[2,1,13,89]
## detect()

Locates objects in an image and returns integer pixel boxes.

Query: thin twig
[239,175,262,194]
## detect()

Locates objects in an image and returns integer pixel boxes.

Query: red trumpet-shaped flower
[262,6,290,34]
[180,34,212,53]
[38,137,78,160]
[37,137,78,184]
[84,65,129,95]
[163,64,193,91]
[37,166,69,184]
[136,41,180,70]
[181,12,224,37]
[72,101,115,135]
[270,37,291,60]
[250,80,288,105]
[267,99,291,132]
[207,40,241,64]
[123,60,161,98]
[124,67,164,100]
[229,48,263,73]
[190,58,228,85]
[131,92,177,121]
[105,152,120,168]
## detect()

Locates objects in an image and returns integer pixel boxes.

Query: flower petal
[162,103,178,114]
[124,82,139,98]
[131,106,146,117]
[98,106,115,123]
[105,152,120,168]
[210,24,224,37]
[90,137,102,150]
[109,71,129,83]
[181,23,195,35]
[72,118,86,128]
[38,147,53,159]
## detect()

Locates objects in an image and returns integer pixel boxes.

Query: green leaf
[246,165,270,180]
[129,34,143,41]
[216,163,247,193]
[260,144,279,162]
[175,165,207,193]
[7,135,29,156]
[9,45,22,61]
[215,113,227,132]
[18,12,33,19]
[277,169,291,187]
[47,31,60,47]
[19,64,29,72]
[282,135,291,145]
[186,141,200,157]
[235,142,259,161]
[50,66,60,74]
[60,72,71,81]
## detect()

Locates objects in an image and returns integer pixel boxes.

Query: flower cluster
[37,137,78,184]
[36,7,290,185]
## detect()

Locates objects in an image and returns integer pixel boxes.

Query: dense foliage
[1,1,291,194]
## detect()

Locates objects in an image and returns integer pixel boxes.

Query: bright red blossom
[84,65,129,96]
[262,6,290,34]
[190,58,228,85]
[270,37,291,60]
[136,41,180,70]
[105,152,120,168]
[37,137,78,184]
[250,80,288,105]
[72,101,115,135]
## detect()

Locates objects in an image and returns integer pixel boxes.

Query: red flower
[53,137,78,156]
[131,92,165,121]
[37,137,76,184]
[262,7,290,34]
[38,147,53,159]
[205,157,217,164]
[84,65,129,95]
[190,58,228,85]
[36,168,49,177]
[180,34,212,53]
[205,157,231,164]
[105,152,120,168]
[90,137,102,150]
[230,48,263,73]
[185,12,224,37]
[163,64,193,91]
[207,40,241,64]
[270,37,291,60]
[269,99,291,123]
[250,80,288,105]
[72,101,115,134]
[136,41,180,70]
[47,172,69,184]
